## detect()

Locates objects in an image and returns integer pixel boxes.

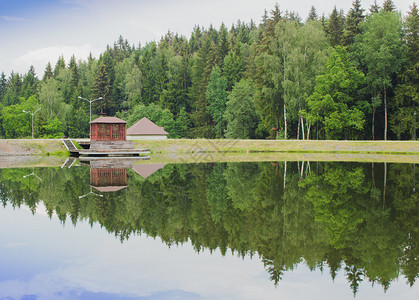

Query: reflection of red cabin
[90,117,127,141]
[90,168,127,192]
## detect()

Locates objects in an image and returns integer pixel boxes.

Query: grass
[132,139,419,155]
[1,138,418,164]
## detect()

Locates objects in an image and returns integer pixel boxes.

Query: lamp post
[79,186,103,199]
[414,111,417,141]
[316,111,319,140]
[22,108,41,139]
[78,96,103,122]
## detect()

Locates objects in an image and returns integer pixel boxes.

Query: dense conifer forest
[0,0,417,140]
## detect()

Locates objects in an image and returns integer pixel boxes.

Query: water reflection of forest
[1,161,417,295]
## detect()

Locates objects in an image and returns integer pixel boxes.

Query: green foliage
[1,95,39,138]
[0,5,415,141]
[225,79,260,139]
[307,46,366,139]
[42,117,64,138]
[206,66,228,138]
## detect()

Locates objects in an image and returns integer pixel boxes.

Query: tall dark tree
[328,7,345,47]
[68,55,80,91]
[22,66,38,99]
[343,0,365,46]
[217,23,229,67]
[391,3,419,139]
[370,0,380,14]
[383,0,396,12]
[0,72,6,102]
[307,6,318,21]
[53,55,66,77]
[43,62,53,81]
[92,60,112,115]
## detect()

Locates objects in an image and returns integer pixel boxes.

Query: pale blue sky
[0,0,414,76]
[1,201,419,300]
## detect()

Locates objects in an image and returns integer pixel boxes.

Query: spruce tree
[343,0,365,46]
[0,72,6,103]
[53,55,65,77]
[68,55,80,94]
[43,62,53,81]
[383,0,396,12]
[92,60,112,115]
[307,6,318,22]
[22,66,38,99]
[370,0,380,14]
[328,7,345,47]
[217,23,229,67]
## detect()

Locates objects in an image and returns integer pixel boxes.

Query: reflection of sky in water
[1,203,418,300]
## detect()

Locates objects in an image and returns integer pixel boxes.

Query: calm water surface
[0,160,418,299]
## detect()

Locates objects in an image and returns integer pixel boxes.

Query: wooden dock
[62,139,150,157]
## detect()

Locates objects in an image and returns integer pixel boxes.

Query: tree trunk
[297,114,301,139]
[383,162,387,208]
[284,161,287,189]
[384,88,387,140]
[284,102,287,139]
[307,120,311,140]
[372,107,376,141]
[301,116,305,140]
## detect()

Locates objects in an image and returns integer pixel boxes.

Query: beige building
[126,117,169,140]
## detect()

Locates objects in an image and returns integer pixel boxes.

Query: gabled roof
[90,117,127,124]
[127,117,168,135]
[131,163,166,178]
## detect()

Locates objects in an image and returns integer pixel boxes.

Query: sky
[1,201,419,299]
[0,0,414,77]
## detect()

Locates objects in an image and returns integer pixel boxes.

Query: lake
[0,159,418,299]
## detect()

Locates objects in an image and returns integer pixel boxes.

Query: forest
[0,0,417,140]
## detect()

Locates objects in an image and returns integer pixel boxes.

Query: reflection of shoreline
[1,152,419,169]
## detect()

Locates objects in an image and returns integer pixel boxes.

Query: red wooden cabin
[90,117,127,141]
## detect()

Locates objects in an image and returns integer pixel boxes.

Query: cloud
[11,44,101,76]
[0,16,27,22]
[2,242,28,248]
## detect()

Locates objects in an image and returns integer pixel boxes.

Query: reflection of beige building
[127,117,168,140]
[131,164,166,178]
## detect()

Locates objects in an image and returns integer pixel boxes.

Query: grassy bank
[0,138,418,158]
[0,139,68,156]
[133,139,419,155]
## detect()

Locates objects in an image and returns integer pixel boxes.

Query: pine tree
[92,61,112,115]
[53,55,65,77]
[383,0,396,12]
[217,23,229,67]
[343,0,365,46]
[22,66,38,99]
[43,62,53,81]
[370,0,380,14]
[307,6,318,22]
[328,7,345,47]
[0,72,6,102]
[68,55,80,96]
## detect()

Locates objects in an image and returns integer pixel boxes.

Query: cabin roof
[92,185,128,192]
[90,116,127,124]
[127,117,168,135]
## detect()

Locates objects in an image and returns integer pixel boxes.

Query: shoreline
[0,138,418,166]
